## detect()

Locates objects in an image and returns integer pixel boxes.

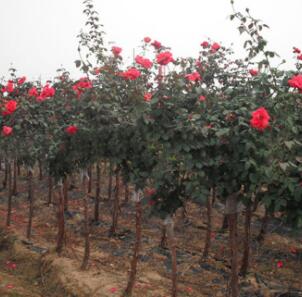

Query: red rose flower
[17,76,26,85]
[65,125,78,135]
[199,95,206,102]
[250,107,270,131]
[211,42,221,53]
[28,87,39,97]
[72,78,93,97]
[288,74,302,91]
[249,69,258,76]
[293,47,301,54]
[151,40,161,49]
[144,92,152,102]
[111,46,122,56]
[40,84,55,99]
[121,68,141,80]
[2,126,13,136]
[3,100,17,115]
[1,81,14,93]
[186,71,201,82]
[2,100,17,116]
[200,41,209,48]
[156,51,174,65]
[144,37,151,43]
[298,54,302,61]
[135,55,153,69]
[277,260,283,268]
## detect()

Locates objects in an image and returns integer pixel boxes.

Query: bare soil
[0,167,301,297]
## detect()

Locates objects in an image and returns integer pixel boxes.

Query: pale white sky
[0,0,301,81]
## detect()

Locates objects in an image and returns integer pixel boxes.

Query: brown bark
[203,189,214,258]
[109,170,120,236]
[165,216,178,297]
[94,162,101,221]
[38,160,43,180]
[160,225,168,249]
[63,176,68,211]
[227,194,239,297]
[88,165,92,194]
[221,214,229,231]
[56,182,65,255]
[6,162,12,226]
[240,202,252,277]
[27,169,34,240]
[81,174,90,270]
[17,162,21,176]
[123,196,142,296]
[108,162,113,200]
[12,159,17,196]
[48,175,53,205]
[124,183,130,203]
[2,159,8,189]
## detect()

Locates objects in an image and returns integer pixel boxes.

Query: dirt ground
[0,167,301,297]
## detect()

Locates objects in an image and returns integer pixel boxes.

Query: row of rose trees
[0,0,301,296]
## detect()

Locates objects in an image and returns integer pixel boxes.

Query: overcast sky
[0,0,301,81]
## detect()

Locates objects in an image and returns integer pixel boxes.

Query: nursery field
[1,0,302,296]
[0,166,301,297]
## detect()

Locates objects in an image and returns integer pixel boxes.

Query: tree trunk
[63,176,68,211]
[123,193,142,296]
[38,160,43,180]
[81,173,90,270]
[124,183,129,203]
[12,159,17,196]
[165,216,178,297]
[56,182,65,255]
[48,175,53,205]
[109,170,120,236]
[227,194,239,297]
[160,225,168,249]
[221,214,229,231]
[203,189,214,258]
[27,169,34,240]
[88,165,92,194]
[240,201,252,277]
[17,162,21,176]
[108,161,113,200]
[257,207,269,242]
[2,159,8,189]
[94,162,101,222]
[6,162,12,226]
